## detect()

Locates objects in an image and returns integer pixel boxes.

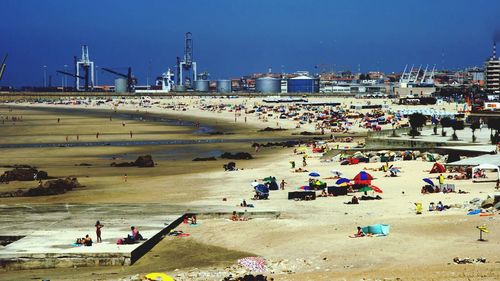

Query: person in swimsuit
[95,221,104,243]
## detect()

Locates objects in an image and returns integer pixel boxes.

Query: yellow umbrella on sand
[145,272,175,281]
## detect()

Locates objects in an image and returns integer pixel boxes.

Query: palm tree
[470,121,480,143]
[409,113,427,139]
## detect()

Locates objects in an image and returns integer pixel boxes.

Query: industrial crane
[0,54,8,81]
[56,60,91,91]
[101,67,137,93]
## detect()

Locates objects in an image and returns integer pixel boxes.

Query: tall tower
[484,42,500,93]
[177,32,197,88]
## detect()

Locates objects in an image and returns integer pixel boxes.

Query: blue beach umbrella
[309,172,320,177]
[422,178,435,186]
[255,184,269,195]
[335,178,351,185]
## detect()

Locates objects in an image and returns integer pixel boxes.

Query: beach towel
[467,209,481,215]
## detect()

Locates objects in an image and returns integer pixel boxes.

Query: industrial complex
[0,34,499,98]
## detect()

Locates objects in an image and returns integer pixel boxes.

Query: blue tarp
[362,224,391,235]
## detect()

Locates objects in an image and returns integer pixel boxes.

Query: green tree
[409,113,427,138]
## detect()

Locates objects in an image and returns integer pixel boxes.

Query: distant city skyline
[1,0,500,87]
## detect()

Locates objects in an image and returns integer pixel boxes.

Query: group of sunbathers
[429,201,449,212]
[75,234,93,246]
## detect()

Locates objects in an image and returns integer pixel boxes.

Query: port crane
[0,54,8,81]
[101,67,137,93]
[56,60,92,91]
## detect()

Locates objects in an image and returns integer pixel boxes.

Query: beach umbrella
[358,186,373,192]
[353,171,373,185]
[144,273,175,281]
[251,182,259,187]
[299,185,311,190]
[238,257,267,272]
[263,176,276,182]
[255,184,269,195]
[309,172,320,177]
[330,169,343,176]
[369,185,383,193]
[422,178,435,186]
[335,178,351,185]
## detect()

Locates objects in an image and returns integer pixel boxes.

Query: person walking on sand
[96,132,99,139]
[302,155,307,167]
[95,221,104,243]
[280,179,287,190]
[130,131,133,138]
[57,118,60,123]
[76,134,79,141]
[124,174,128,182]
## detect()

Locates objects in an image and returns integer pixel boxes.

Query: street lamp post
[64,65,68,90]
[43,65,47,88]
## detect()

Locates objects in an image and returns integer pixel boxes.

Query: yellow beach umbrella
[145,272,175,281]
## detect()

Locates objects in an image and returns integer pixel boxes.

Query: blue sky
[1,0,499,86]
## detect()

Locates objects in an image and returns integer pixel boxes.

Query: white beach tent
[472,164,500,180]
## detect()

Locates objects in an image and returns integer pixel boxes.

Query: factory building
[287,75,319,93]
[484,43,500,93]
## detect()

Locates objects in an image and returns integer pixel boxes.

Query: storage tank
[114,78,128,93]
[287,75,320,93]
[193,80,210,92]
[175,85,186,92]
[216,80,232,93]
[255,77,281,93]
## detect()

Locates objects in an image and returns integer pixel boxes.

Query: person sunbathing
[354,226,365,237]
[345,196,359,204]
[230,211,247,221]
[318,189,328,197]
[83,234,93,246]
[294,168,308,173]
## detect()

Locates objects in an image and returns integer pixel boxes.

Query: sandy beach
[0,97,499,281]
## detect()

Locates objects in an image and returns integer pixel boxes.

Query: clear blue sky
[1,0,500,87]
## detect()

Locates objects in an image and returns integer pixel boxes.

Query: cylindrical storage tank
[175,85,186,92]
[287,76,320,93]
[114,78,128,93]
[193,80,210,92]
[255,77,281,93]
[216,80,232,93]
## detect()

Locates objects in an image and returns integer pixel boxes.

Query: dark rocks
[24,177,81,196]
[192,157,217,161]
[220,152,253,160]
[0,168,49,182]
[75,163,92,166]
[134,155,155,167]
[258,127,287,132]
[252,140,302,148]
[110,155,155,168]
[0,177,81,197]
